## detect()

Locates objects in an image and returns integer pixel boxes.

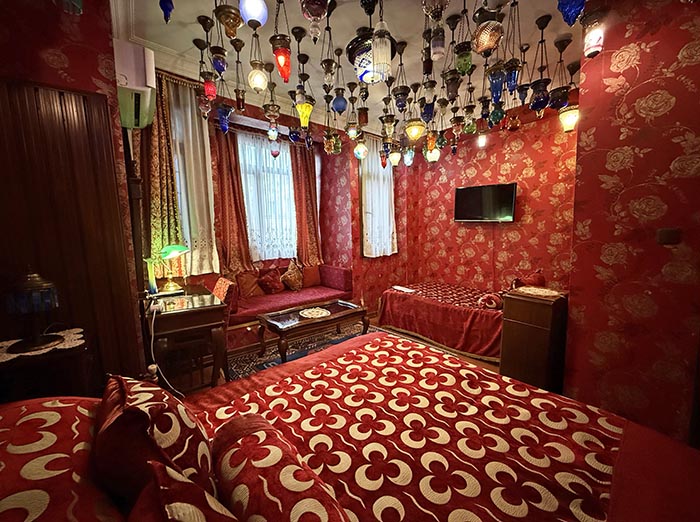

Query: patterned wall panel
[407,117,578,293]
[567,0,700,441]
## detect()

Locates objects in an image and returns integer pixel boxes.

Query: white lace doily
[0,329,85,364]
[299,307,331,319]
[512,286,561,298]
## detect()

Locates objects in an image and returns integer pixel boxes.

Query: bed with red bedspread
[1,332,699,521]
[379,282,503,360]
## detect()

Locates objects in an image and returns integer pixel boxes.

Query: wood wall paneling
[0,81,144,379]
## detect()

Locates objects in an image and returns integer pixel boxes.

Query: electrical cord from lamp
[148,299,185,400]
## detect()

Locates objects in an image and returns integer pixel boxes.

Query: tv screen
[454,182,517,222]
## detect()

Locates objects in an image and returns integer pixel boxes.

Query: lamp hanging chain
[378,0,384,21]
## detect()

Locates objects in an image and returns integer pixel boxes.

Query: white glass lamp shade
[372,20,392,82]
[267,122,279,141]
[248,62,268,93]
[425,147,441,163]
[477,133,487,148]
[403,147,415,166]
[584,26,604,58]
[240,0,268,26]
[354,140,369,160]
[430,26,446,61]
[559,104,580,132]
[388,149,402,166]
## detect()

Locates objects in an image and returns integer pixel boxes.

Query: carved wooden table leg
[361,315,370,334]
[278,336,289,363]
[210,326,229,386]
[257,324,267,357]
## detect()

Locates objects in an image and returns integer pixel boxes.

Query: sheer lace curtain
[237,132,297,261]
[362,136,398,258]
[167,81,220,275]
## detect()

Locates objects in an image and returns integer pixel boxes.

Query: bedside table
[499,287,568,393]
[0,328,90,402]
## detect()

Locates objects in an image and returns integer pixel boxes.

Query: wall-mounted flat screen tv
[454,182,517,222]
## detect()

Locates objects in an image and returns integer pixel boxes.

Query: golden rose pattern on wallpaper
[567,0,700,441]
[406,118,577,292]
[320,137,410,313]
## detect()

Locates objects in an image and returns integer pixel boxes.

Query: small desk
[257,300,369,363]
[146,285,230,391]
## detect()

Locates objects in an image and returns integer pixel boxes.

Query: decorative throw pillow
[258,268,285,294]
[94,376,215,511]
[213,414,349,522]
[280,261,303,291]
[0,397,125,522]
[236,270,265,298]
[128,462,239,522]
[302,265,322,288]
[478,293,504,310]
[212,277,236,304]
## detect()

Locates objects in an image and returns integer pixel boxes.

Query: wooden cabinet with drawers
[499,288,568,393]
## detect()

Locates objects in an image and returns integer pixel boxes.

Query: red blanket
[191,332,690,522]
[379,282,502,359]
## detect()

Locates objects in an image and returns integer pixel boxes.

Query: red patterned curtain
[136,73,183,277]
[290,145,322,266]
[209,126,253,274]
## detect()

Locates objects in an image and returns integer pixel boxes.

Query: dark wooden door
[0,81,143,379]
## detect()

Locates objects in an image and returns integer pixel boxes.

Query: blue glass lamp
[558,0,586,27]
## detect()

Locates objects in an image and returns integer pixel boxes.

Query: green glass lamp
[159,244,189,294]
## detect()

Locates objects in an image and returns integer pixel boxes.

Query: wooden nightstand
[0,329,90,402]
[499,288,568,393]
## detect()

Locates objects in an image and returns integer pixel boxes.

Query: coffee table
[257,300,369,362]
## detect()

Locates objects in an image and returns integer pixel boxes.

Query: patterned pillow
[93,376,215,511]
[258,268,285,294]
[478,292,504,310]
[280,261,303,291]
[0,397,124,521]
[128,462,239,522]
[302,265,321,287]
[212,277,236,304]
[213,414,349,522]
[235,271,265,298]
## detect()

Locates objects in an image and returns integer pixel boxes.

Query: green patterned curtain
[137,73,183,278]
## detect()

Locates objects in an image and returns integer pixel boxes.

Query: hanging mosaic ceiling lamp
[214,4,244,38]
[354,138,369,160]
[472,8,505,58]
[549,37,573,110]
[346,27,385,85]
[422,0,451,22]
[455,41,473,76]
[240,0,268,26]
[405,118,427,142]
[217,104,234,134]
[201,71,217,100]
[528,14,553,116]
[372,0,392,82]
[210,46,228,76]
[270,34,292,82]
[487,61,506,104]
[559,104,579,132]
[557,0,585,26]
[300,0,329,43]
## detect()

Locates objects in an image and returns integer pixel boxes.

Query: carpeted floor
[227,324,380,381]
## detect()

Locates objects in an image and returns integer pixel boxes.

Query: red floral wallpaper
[566,0,700,441]
[407,117,577,292]
[320,134,411,313]
[0,1,142,355]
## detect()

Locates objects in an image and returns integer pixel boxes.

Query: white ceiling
[111,0,582,133]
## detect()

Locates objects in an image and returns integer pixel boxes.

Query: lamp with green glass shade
[159,244,189,294]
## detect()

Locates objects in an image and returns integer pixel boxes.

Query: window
[237,132,297,261]
[361,136,397,258]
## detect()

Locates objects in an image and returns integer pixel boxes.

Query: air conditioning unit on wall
[114,39,156,129]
